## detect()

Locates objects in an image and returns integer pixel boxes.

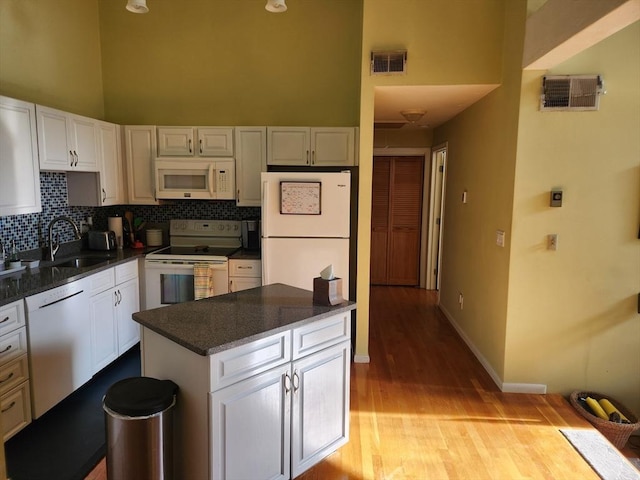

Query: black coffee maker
[241,220,260,250]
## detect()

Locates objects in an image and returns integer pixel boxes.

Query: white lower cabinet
[89,260,140,374]
[0,300,32,440]
[290,340,350,477]
[228,259,261,293]
[142,311,351,480]
[211,363,291,480]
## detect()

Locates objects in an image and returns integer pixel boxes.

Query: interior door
[370,156,424,286]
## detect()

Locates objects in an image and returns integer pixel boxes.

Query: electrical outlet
[548,234,558,250]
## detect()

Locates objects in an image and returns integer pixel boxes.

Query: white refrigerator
[261,171,351,300]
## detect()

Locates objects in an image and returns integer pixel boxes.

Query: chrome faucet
[48,216,82,261]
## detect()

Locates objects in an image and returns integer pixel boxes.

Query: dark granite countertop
[133,283,356,356]
[0,247,159,307]
[229,249,261,260]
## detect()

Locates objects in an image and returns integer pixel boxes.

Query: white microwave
[155,158,235,200]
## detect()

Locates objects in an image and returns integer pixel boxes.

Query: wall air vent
[540,75,604,111]
[371,50,407,75]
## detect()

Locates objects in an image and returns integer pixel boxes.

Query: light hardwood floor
[87,286,638,479]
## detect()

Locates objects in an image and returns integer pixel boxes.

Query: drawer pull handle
[0,345,12,354]
[1,401,15,413]
[0,372,14,383]
[0,316,9,324]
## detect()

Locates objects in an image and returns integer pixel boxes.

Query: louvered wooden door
[370,156,424,286]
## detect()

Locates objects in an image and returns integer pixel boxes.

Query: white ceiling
[374,84,500,129]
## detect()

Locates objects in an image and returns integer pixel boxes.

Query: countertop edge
[134,298,356,357]
[0,248,155,306]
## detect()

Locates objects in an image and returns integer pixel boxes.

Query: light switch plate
[496,230,505,247]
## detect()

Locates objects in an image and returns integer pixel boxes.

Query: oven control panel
[170,219,241,237]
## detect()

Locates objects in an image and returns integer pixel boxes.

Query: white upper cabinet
[198,128,234,156]
[310,127,356,167]
[0,96,42,216]
[124,125,158,205]
[234,127,266,207]
[97,121,126,206]
[157,127,234,157]
[36,105,99,172]
[267,127,356,166]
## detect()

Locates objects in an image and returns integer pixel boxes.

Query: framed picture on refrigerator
[280,181,321,215]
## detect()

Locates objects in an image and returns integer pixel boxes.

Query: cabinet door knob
[102,188,107,202]
[0,372,14,384]
[199,139,203,154]
[284,372,292,394]
[292,370,300,392]
[69,150,74,167]
[0,316,9,324]
[189,138,193,154]
[306,150,310,165]
[0,344,12,354]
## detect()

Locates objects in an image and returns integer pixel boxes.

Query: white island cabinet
[137,284,354,480]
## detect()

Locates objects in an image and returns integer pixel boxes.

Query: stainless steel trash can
[103,377,179,480]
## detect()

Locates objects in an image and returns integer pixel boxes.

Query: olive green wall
[0,0,105,118]
[507,21,640,414]
[357,0,507,361]
[432,0,525,381]
[97,0,362,126]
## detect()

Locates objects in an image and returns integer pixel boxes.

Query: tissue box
[313,277,344,306]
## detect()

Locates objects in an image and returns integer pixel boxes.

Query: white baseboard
[502,383,547,394]
[353,354,370,364]
[438,304,547,395]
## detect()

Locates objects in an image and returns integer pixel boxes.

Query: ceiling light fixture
[265,0,287,13]
[400,109,426,123]
[126,0,149,14]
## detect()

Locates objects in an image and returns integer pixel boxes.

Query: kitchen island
[133,283,356,480]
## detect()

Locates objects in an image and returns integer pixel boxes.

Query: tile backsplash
[0,172,260,256]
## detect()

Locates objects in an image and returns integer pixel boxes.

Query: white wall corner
[438,305,548,395]
[353,354,370,364]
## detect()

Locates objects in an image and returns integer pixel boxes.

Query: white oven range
[144,219,241,309]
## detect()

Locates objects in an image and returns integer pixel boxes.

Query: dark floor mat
[5,345,141,480]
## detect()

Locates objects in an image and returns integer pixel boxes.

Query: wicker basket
[569,390,640,449]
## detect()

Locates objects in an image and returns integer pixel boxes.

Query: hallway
[298,286,623,479]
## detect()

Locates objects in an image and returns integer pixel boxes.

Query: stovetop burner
[146,219,242,261]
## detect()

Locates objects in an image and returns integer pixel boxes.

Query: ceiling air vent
[371,50,407,75]
[540,75,604,111]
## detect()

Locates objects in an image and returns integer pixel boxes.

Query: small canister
[146,229,163,247]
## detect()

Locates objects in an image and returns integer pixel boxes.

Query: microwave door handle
[209,164,215,198]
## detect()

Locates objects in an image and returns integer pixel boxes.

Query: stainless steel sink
[54,257,109,268]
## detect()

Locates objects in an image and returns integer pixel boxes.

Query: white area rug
[560,428,640,480]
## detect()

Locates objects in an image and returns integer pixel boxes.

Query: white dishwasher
[25,277,92,419]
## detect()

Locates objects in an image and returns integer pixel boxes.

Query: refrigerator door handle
[261,243,268,285]
[262,180,269,235]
